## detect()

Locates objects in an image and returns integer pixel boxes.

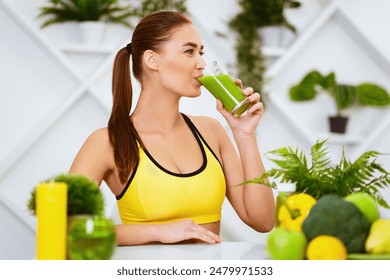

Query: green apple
[267,228,307,260]
[344,192,379,224]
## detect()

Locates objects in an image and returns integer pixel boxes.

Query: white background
[1,0,389,259]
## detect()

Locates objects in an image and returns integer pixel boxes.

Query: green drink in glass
[198,61,250,117]
[67,215,116,260]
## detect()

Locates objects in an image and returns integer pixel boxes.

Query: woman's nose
[197,56,206,70]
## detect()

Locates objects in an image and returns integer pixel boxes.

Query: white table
[111,242,268,260]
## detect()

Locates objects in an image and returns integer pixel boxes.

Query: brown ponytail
[108,11,192,184]
[108,48,142,184]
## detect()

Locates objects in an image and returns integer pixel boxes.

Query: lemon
[365,219,390,254]
[306,235,347,260]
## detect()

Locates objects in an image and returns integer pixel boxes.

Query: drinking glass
[67,215,116,260]
[198,61,250,117]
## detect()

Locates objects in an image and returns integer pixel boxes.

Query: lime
[306,235,347,260]
[345,192,379,224]
[267,228,307,260]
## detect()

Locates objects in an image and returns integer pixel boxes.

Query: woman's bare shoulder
[186,115,224,132]
[69,127,115,178]
[77,127,113,158]
[86,127,110,145]
[185,115,230,149]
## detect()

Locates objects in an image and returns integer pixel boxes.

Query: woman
[69,11,275,245]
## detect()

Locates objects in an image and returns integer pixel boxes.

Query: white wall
[1,0,389,259]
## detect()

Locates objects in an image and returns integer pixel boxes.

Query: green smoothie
[198,74,250,116]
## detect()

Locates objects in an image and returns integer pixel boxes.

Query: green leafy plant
[289,70,390,116]
[37,0,135,28]
[133,0,187,17]
[242,139,390,208]
[27,173,104,216]
[228,0,301,95]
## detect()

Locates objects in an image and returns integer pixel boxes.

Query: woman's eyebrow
[183,42,204,50]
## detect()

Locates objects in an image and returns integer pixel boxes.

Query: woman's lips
[194,74,203,87]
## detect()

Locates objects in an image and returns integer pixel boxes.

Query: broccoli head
[302,194,370,253]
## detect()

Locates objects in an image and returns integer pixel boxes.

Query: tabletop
[111,242,268,260]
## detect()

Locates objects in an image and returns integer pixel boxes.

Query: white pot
[258,25,295,48]
[78,21,107,44]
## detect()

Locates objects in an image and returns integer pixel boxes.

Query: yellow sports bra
[116,114,226,225]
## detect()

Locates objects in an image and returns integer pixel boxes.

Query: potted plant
[289,70,390,133]
[37,0,135,43]
[241,139,390,208]
[228,0,301,98]
[249,0,301,47]
[28,173,104,216]
[132,0,188,17]
[28,173,116,260]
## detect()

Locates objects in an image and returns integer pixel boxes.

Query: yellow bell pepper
[278,193,316,232]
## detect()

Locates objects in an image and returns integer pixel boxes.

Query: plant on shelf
[37,0,189,43]
[289,70,390,133]
[37,0,135,28]
[241,139,390,209]
[228,0,301,96]
[133,0,187,17]
[27,173,104,216]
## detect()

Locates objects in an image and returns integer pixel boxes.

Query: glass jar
[67,215,116,260]
[275,183,296,227]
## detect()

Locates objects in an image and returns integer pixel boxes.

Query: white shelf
[262,47,286,57]
[59,43,115,54]
[2,0,390,260]
[264,0,390,149]
[317,133,364,145]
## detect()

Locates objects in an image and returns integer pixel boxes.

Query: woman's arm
[216,83,275,232]
[116,219,221,245]
[69,128,113,186]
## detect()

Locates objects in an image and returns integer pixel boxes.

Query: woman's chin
[185,87,202,98]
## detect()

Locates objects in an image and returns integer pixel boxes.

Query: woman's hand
[216,79,264,139]
[157,219,221,244]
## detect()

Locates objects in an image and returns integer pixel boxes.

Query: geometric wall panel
[1,0,390,259]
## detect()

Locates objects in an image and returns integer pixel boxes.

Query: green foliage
[356,83,390,106]
[302,194,371,253]
[289,70,390,115]
[37,0,189,28]
[242,139,390,208]
[133,0,187,17]
[37,0,135,28]
[229,0,301,96]
[232,0,301,32]
[27,173,104,216]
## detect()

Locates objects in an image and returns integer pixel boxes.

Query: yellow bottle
[36,182,67,260]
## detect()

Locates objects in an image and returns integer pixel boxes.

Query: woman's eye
[185,49,205,56]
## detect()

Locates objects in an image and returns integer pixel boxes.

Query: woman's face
[156,24,206,98]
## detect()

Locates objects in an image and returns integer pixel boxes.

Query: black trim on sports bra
[116,113,223,200]
[141,114,207,177]
[181,114,223,168]
[116,161,138,200]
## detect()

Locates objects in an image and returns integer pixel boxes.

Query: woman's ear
[143,50,159,70]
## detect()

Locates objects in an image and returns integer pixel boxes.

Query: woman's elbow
[247,214,275,233]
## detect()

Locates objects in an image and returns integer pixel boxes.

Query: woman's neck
[131,88,184,134]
